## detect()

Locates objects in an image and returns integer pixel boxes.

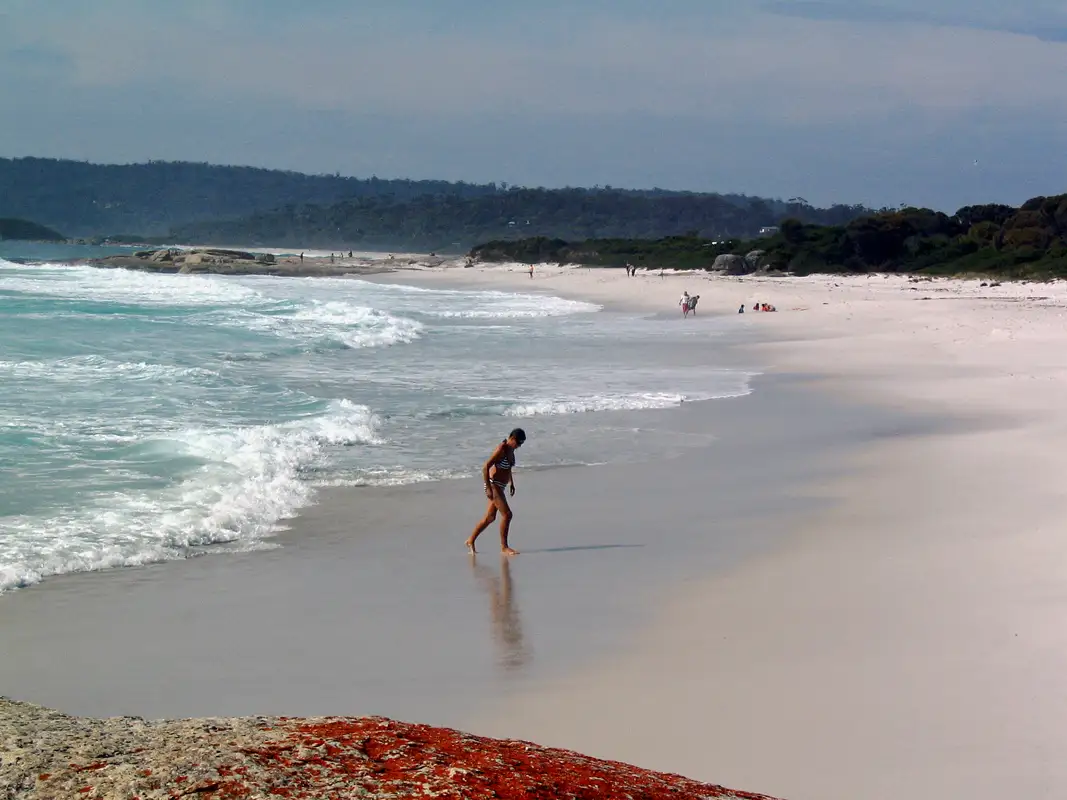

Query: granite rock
[711,254,752,275]
[0,698,780,800]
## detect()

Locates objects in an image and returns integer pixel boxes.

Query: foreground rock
[0,699,777,799]
[83,248,444,277]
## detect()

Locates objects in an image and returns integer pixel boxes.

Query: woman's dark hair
[508,428,527,443]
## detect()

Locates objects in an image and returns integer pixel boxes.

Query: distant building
[758,226,779,236]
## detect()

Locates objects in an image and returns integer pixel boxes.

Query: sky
[2,0,1066,211]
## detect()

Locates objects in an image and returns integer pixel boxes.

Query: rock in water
[0,698,779,799]
[147,248,176,262]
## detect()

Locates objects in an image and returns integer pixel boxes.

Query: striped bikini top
[495,442,515,470]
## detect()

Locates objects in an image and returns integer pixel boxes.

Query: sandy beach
[5,254,1067,799]
[386,262,1067,799]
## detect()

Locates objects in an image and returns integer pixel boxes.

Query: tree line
[470,195,1067,279]
[170,189,870,251]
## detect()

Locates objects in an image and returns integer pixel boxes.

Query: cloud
[2,2,1067,209]
[761,0,1067,42]
[9,5,1067,124]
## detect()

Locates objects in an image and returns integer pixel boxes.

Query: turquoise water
[0,247,752,591]
[0,240,144,262]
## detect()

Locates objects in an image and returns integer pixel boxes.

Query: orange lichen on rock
[227,717,773,799]
[1,698,781,800]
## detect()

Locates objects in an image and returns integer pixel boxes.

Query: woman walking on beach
[466,428,526,556]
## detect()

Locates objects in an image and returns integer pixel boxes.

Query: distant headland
[0,217,65,242]
[0,156,871,250]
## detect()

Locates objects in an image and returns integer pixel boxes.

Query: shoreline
[0,260,755,595]
[0,375,898,723]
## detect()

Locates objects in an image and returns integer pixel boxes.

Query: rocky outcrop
[84,249,404,277]
[708,252,773,275]
[711,254,751,275]
[744,250,766,271]
[0,698,778,799]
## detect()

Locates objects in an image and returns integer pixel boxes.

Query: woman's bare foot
[465,539,477,554]
[502,547,520,556]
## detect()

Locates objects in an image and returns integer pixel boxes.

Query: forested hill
[0,217,65,241]
[0,156,872,246]
[169,189,871,252]
[0,157,498,237]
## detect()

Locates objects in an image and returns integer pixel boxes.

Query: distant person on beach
[687,295,700,315]
[738,303,745,314]
[529,265,534,279]
[467,428,527,556]
[680,291,690,317]
[299,252,304,263]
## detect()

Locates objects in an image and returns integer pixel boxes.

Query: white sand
[394,263,1067,800]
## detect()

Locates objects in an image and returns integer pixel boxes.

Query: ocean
[0,245,753,592]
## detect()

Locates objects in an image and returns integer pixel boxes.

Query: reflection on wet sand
[470,554,529,671]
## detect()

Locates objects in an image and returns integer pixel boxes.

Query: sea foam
[0,260,261,307]
[503,385,752,417]
[0,399,380,592]
[0,355,219,382]
[222,300,423,349]
[354,280,601,318]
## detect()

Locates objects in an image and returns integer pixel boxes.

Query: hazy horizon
[3,1,1066,213]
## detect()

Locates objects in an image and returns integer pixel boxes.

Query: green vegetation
[470,235,740,269]
[0,157,871,248]
[0,217,64,241]
[471,196,1067,279]
[170,190,868,252]
[0,157,498,238]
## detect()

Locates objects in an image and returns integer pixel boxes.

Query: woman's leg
[466,498,498,553]
[493,489,518,555]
